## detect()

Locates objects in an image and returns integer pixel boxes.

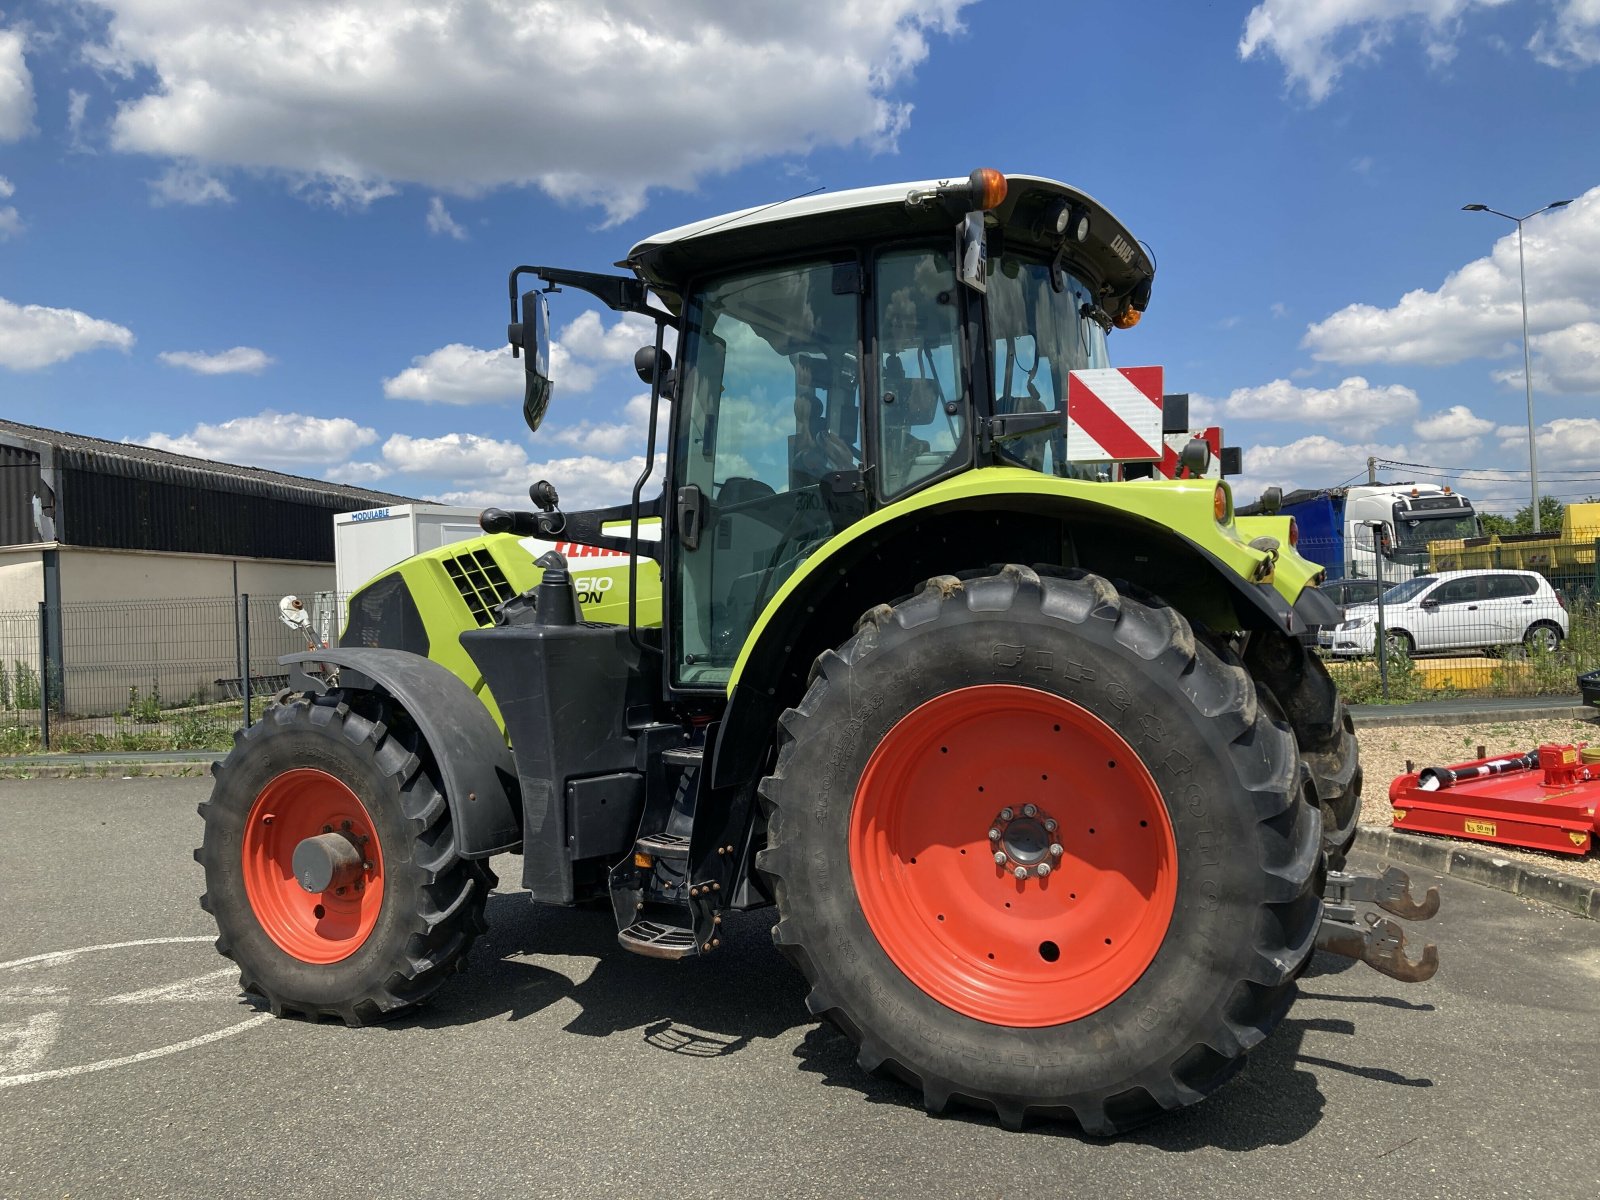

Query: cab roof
[624,172,1155,314]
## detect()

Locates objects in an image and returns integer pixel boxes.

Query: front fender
[281,649,521,858]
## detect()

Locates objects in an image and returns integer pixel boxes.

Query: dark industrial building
[0,418,413,715]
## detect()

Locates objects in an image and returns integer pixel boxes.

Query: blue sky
[1,1,1597,516]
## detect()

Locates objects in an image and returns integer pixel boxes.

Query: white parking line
[0,936,270,1090]
[0,1015,272,1089]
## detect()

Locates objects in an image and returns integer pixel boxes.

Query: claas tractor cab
[198,169,1439,1135]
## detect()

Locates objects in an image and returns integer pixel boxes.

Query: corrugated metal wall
[0,442,44,546]
[56,450,364,561]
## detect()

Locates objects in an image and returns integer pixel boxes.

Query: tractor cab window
[873,247,972,497]
[986,254,1109,478]
[673,259,862,687]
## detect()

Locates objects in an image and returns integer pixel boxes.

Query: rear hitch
[1316,866,1440,983]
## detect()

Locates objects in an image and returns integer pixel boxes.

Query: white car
[1320,569,1568,658]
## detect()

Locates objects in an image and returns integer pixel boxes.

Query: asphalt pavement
[1,777,1596,1200]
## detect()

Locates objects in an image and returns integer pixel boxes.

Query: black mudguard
[280,649,521,858]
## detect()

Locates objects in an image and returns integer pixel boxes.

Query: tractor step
[661,745,704,767]
[635,831,691,859]
[617,919,698,960]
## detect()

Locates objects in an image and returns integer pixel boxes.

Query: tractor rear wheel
[758,566,1321,1134]
[196,691,493,1024]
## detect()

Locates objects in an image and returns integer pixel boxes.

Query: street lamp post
[1461,200,1574,533]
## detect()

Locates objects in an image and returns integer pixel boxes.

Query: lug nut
[1013,866,1029,880]
[993,851,1008,865]
[988,828,1001,841]
[1037,862,1052,878]
[690,887,700,897]
[1050,843,1064,858]
[1022,804,1037,818]
[999,807,1014,821]
[1043,818,1057,833]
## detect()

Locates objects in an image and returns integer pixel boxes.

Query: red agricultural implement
[1390,744,1600,854]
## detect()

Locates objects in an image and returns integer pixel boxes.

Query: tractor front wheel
[758,566,1321,1134]
[196,692,493,1024]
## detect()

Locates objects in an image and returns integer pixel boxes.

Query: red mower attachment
[1389,744,1600,855]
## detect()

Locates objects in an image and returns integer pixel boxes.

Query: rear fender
[710,480,1326,793]
[280,649,521,858]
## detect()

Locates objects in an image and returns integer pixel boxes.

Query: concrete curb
[0,755,219,784]
[1355,823,1597,920]
[1350,702,1596,728]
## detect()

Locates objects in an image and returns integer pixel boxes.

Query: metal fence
[1299,529,1600,702]
[5,546,1600,756]
[0,592,347,754]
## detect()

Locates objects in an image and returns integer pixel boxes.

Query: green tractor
[197,169,1438,1133]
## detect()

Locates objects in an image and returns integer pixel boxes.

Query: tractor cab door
[670,258,864,689]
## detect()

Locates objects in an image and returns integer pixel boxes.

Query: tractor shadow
[791,949,1434,1148]
[393,891,1434,1145]
[388,888,809,1057]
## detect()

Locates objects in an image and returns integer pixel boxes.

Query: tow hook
[1315,867,1441,983]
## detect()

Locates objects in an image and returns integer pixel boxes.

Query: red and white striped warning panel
[1066,366,1163,462]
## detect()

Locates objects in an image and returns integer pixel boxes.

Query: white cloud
[379,431,529,477]
[149,164,234,206]
[426,196,466,240]
[0,296,134,369]
[383,342,520,405]
[333,432,662,511]
[385,310,663,404]
[83,1,969,223]
[546,392,668,457]
[0,174,17,239]
[1242,434,1410,488]
[158,346,275,375]
[1218,375,1419,429]
[429,453,662,511]
[66,90,89,142]
[137,411,377,466]
[1492,416,1600,472]
[1492,321,1600,394]
[1530,0,1600,67]
[1239,0,1517,101]
[1413,404,1495,440]
[1304,187,1600,368]
[332,460,392,485]
[0,27,34,142]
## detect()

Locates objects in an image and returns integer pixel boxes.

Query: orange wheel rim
[241,768,384,964]
[848,685,1177,1027]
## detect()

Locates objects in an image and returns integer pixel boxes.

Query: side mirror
[1420,597,1439,610]
[957,211,988,293]
[1259,486,1283,515]
[508,290,552,432]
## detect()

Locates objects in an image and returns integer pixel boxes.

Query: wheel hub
[292,832,367,894]
[991,806,1063,877]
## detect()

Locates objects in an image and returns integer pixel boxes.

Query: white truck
[1255,483,1480,582]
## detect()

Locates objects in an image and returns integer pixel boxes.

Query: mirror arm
[508,264,654,317]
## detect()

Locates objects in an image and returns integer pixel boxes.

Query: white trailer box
[334,504,485,596]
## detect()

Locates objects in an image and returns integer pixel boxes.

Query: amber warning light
[905,168,1008,213]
